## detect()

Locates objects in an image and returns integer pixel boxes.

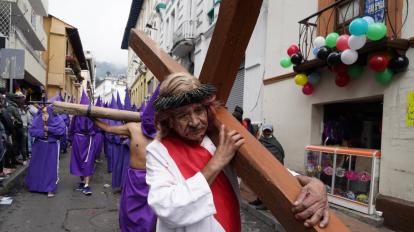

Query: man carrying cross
[146,73,329,231]
[91,86,160,232]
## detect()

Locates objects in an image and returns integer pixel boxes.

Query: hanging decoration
[279,14,410,96]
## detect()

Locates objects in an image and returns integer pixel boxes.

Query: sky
[48,0,132,67]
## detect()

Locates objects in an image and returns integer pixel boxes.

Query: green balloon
[326,32,340,48]
[375,68,393,84]
[367,23,387,41]
[347,64,364,78]
[280,56,292,68]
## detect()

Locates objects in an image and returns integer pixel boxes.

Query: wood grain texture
[127,0,349,230]
[53,101,141,122]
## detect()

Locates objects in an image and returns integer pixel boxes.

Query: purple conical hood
[80,90,90,105]
[110,94,117,109]
[140,84,160,139]
[49,94,62,103]
[116,92,123,110]
[95,96,102,107]
[124,87,132,111]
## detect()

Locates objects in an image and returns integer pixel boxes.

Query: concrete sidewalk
[0,165,28,196]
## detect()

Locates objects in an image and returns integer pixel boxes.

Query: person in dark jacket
[259,123,285,164]
[5,93,25,165]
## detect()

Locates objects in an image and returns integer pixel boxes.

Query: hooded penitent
[112,91,128,189]
[69,91,96,177]
[92,97,104,161]
[141,84,160,139]
[24,102,65,193]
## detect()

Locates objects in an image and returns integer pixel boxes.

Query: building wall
[262,1,414,203]
[43,16,82,101]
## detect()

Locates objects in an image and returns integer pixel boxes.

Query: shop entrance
[322,98,383,149]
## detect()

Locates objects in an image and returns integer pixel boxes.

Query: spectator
[259,123,285,164]
[0,94,8,179]
[27,104,39,157]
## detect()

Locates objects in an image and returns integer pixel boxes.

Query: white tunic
[146,136,239,232]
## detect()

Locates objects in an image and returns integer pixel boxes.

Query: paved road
[0,150,275,232]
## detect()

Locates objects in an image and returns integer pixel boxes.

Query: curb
[240,200,285,232]
[0,165,28,196]
[329,203,384,227]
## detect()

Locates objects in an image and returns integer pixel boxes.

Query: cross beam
[128,0,349,230]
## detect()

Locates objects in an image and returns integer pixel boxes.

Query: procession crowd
[0,73,330,232]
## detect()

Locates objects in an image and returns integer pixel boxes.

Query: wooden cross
[128,0,349,231]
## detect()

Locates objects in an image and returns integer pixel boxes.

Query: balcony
[171,20,196,57]
[28,0,48,16]
[293,0,410,74]
[11,0,47,50]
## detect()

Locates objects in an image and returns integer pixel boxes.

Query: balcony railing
[173,20,196,46]
[297,0,408,62]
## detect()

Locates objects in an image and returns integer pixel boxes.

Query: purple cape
[93,97,104,160]
[119,168,156,232]
[69,91,96,177]
[25,104,66,193]
[140,84,160,139]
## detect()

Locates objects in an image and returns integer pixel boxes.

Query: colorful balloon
[332,63,347,75]
[302,83,314,95]
[349,18,369,36]
[314,36,326,48]
[335,74,350,87]
[287,44,300,56]
[280,56,292,68]
[317,46,331,60]
[336,34,350,51]
[326,32,340,48]
[367,23,387,41]
[290,53,303,65]
[308,72,321,85]
[348,35,367,50]
[312,47,320,57]
[362,16,375,25]
[389,55,409,73]
[347,64,364,78]
[327,52,342,66]
[341,49,358,65]
[368,54,389,71]
[294,73,308,86]
[375,69,393,84]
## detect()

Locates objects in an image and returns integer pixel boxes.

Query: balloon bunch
[294,72,321,95]
[280,44,303,68]
[280,16,409,95]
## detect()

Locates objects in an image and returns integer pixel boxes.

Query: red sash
[161,135,240,232]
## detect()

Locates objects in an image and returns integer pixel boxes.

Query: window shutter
[317,0,336,36]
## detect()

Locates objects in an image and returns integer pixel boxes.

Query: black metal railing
[297,0,408,61]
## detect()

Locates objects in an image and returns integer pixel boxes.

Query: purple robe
[105,95,118,173]
[111,92,128,189]
[93,97,104,160]
[69,91,96,177]
[140,85,160,139]
[24,102,65,193]
[119,168,156,232]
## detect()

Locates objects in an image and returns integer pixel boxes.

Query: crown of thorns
[153,84,216,111]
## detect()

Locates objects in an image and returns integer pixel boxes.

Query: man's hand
[202,125,244,185]
[214,124,244,165]
[292,176,329,228]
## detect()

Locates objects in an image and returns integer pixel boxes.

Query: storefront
[262,0,414,230]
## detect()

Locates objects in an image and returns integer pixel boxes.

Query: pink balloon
[336,34,350,51]
[302,83,314,95]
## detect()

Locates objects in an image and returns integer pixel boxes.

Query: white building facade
[94,76,127,104]
[0,0,48,91]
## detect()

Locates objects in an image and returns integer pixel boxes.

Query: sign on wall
[364,0,385,23]
[407,91,414,127]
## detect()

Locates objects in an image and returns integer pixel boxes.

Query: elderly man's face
[170,103,208,144]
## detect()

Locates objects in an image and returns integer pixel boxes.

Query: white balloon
[341,49,358,65]
[314,36,326,48]
[348,35,367,50]
[362,16,375,25]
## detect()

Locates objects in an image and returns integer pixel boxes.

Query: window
[336,0,364,32]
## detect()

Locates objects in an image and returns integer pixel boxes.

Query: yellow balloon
[294,73,308,86]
